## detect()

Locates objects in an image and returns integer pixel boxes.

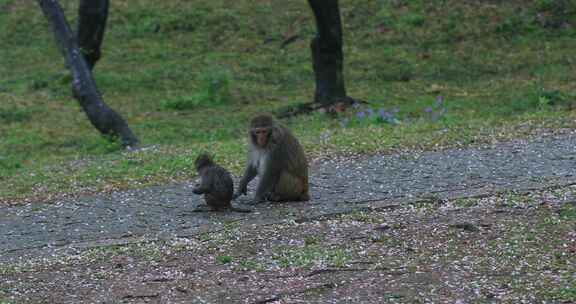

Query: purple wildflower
[378,108,388,119]
[435,95,444,107]
[377,108,398,124]
[356,111,366,120]
[366,108,374,117]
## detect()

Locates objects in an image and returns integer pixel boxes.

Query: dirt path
[1,134,575,261]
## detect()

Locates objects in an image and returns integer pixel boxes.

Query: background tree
[37,0,138,148]
[308,0,353,110]
[40,0,351,137]
[278,0,356,118]
[77,0,109,70]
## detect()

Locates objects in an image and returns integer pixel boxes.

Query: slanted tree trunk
[307,0,348,107]
[77,0,109,70]
[37,0,138,148]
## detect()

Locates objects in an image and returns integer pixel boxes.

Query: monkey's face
[252,127,270,148]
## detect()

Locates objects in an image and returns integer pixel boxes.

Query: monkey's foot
[232,191,247,200]
[247,198,266,205]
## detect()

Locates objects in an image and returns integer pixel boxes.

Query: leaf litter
[1,186,575,303]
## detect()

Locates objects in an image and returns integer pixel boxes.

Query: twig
[275,97,368,119]
[306,267,368,277]
[253,283,336,304]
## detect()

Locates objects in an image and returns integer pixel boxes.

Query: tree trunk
[37,0,139,148]
[307,0,347,106]
[77,0,109,70]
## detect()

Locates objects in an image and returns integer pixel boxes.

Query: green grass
[1,0,576,202]
[216,255,233,264]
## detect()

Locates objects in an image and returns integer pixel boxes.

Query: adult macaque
[234,114,310,203]
[192,153,251,213]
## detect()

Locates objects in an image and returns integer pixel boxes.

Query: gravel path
[1,134,575,261]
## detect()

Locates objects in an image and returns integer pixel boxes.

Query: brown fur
[235,114,309,203]
[193,153,250,212]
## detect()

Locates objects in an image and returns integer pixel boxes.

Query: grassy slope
[0,0,575,202]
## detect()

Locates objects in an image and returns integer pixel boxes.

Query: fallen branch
[253,283,336,304]
[122,293,159,299]
[275,97,367,119]
[306,267,368,277]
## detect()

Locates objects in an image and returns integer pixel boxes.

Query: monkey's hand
[192,184,204,195]
[233,189,246,199]
[233,184,248,199]
[250,195,267,205]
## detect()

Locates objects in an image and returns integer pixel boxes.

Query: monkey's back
[205,164,234,209]
[281,127,309,179]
